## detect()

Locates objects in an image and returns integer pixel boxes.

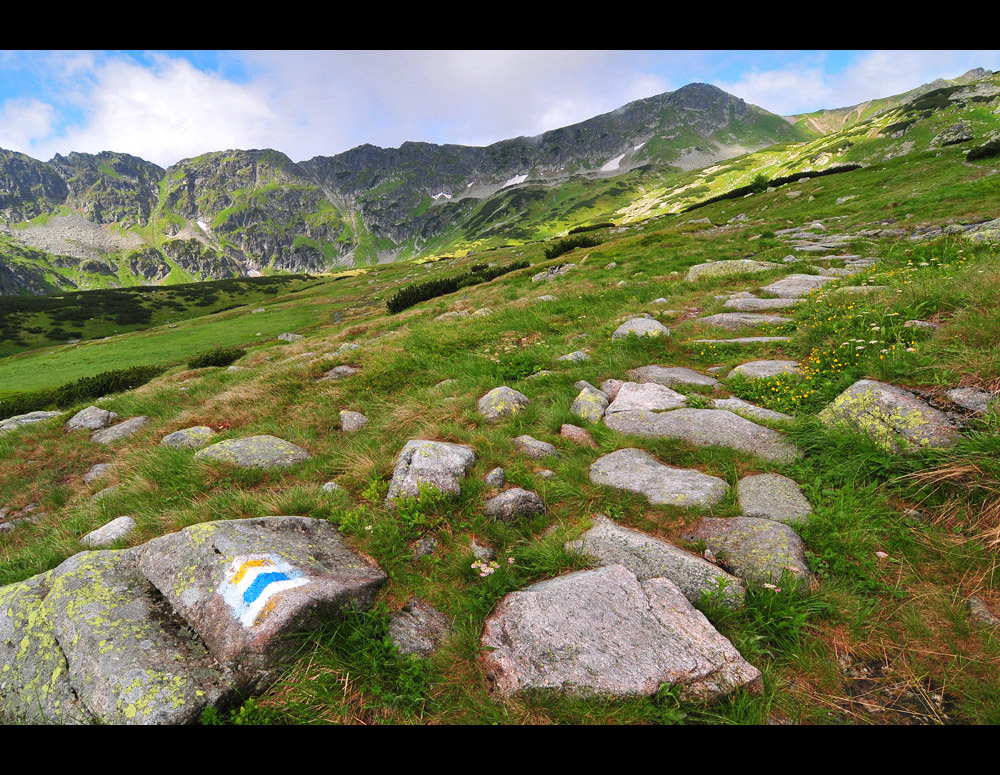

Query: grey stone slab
[137,517,388,675]
[386,439,476,501]
[194,435,312,468]
[90,417,151,445]
[589,448,729,507]
[737,474,813,525]
[160,426,216,449]
[605,408,801,463]
[681,517,812,585]
[628,365,718,388]
[566,515,745,607]
[481,565,762,700]
[819,379,960,452]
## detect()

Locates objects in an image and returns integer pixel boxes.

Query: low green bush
[0,364,165,420]
[543,235,601,260]
[967,138,1000,162]
[188,346,246,369]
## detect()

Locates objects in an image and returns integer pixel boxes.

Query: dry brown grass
[903,460,1000,548]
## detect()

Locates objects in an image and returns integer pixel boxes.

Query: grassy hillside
[1,115,999,725]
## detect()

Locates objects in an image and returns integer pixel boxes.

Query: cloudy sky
[1,50,997,169]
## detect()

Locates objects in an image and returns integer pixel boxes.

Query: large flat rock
[697,313,793,331]
[0,572,93,724]
[761,274,839,298]
[193,435,312,468]
[41,549,236,725]
[724,297,801,312]
[481,564,762,699]
[137,517,388,675]
[627,365,718,388]
[710,397,793,423]
[589,448,729,507]
[685,259,779,282]
[819,379,960,452]
[605,408,801,463]
[605,382,687,415]
[386,439,476,501]
[565,516,745,608]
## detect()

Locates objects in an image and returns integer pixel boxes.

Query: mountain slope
[785,67,994,137]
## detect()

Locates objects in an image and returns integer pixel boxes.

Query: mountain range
[0,69,995,295]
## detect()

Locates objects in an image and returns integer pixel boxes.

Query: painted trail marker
[220,554,310,628]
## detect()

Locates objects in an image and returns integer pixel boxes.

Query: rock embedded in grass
[570,387,609,422]
[485,488,545,522]
[339,410,369,432]
[389,598,453,657]
[604,382,687,415]
[589,447,729,507]
[605,408,801,464]
[1,411,62,435]
[565,515,745,608]
[696,312,793,331]
[160,426,216,449]
[710,396,793,423]
[90,416,151,445]
[319,365,361,382]
[513,435,560,459]
[484,467,506,488]
[681,517,812,585]
[277,332,303,342]
[137,516,388,675]
[760,274,839,298]
[385,439,476,502]
[480,564,762,700]
[819,379,960,452]
[193,435,312,468]
[737,474,813,525]
[627,365,718,388]
[728,360,802,379]
[477,386,530,422]
[946,386,997,414]
[560,423,597,447]
[611,318,670,340]
[66,406,119,432]
[684,259,779,282]
[80,516,136,548]
[84,462,114,483]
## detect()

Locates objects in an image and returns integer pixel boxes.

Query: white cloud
[717,50,1000,116]
[0,98,57,152]
[30,54,276,167]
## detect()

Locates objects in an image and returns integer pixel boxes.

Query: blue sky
[1,50,997,168]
